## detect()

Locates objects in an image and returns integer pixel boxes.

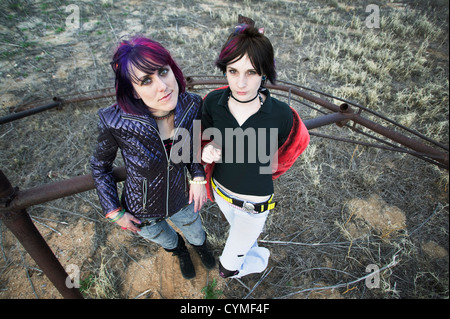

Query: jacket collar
[173,92,192,127]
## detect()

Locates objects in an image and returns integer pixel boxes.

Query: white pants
[213,184,270,278]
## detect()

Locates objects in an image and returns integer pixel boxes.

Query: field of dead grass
[0,0,448,300]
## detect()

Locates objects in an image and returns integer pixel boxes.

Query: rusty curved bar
[7,167,126,212]
[276,79,449,152]
[0,166,126,299]
[1,75,448,168]
[186,76,448,169]
[0,171,84,299]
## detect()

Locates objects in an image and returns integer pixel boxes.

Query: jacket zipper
[167,101,195,216]
[142,178,148,214]
[121,101,195,217]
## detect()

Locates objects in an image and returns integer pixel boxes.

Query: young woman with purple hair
[90,37,215,280]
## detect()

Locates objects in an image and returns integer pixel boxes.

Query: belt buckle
[242,201,255,212]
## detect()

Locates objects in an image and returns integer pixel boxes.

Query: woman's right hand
[202,143,222,164]
[115,212,142,233]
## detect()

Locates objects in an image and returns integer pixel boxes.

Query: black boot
[165,233,196,280]
[192,235,216,270]
[219,261,239,278]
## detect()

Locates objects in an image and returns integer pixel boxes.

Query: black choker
[152,110,174,120]
[230,91,263,105]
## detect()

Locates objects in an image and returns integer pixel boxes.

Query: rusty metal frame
[0,89,115,125]
[0,75,448,298]
[185,76,448,168]
[2,76,446,167]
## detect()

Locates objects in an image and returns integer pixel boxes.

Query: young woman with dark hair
[202,21,310,279]
[90,37,215,280]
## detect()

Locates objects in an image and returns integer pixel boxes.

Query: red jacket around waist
[202,86,310,201]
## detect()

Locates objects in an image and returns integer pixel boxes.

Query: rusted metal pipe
[0,166,126,298]
[0,91,115,125]
[0,170,83,299]
[1,76,448,168]
[8,166,126,212]
[0,100,62,125]
[338,109,448,165]
[270,84,448,168]
[303,106,350,130]
[2,76,447,167]
[186,77,448,168]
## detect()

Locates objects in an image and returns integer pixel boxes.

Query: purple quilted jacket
[90,92,205,219]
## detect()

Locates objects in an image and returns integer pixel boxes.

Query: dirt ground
[0,0,448,300]
[1,216,225,299]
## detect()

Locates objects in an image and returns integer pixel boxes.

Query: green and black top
[201,87,293,196]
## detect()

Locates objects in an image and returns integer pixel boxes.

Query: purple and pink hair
[216,24,277,84]
[111,37,186,115]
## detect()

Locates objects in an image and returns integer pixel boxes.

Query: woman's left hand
[189,178,208,213]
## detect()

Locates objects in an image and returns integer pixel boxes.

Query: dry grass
[0,0,448,299]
